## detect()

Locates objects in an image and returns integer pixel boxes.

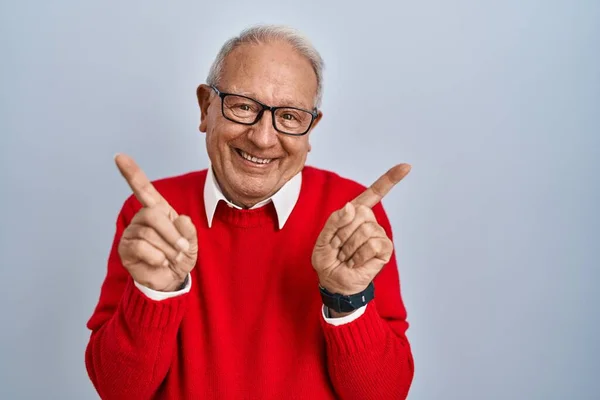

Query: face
[197,40,322,208]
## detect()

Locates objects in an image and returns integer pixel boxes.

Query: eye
[228,101,257,113]
[282,113,297,121]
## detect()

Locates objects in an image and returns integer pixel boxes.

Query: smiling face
[197,40,322,208]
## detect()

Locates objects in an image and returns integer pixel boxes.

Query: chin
[237,179,274,199]
[222,171,272,200]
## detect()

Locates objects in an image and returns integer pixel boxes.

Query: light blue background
[1,1,598,399]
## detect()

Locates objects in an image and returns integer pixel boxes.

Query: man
[86,25,414,399]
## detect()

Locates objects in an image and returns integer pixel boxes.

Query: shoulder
[151,169,207,196]
[301,165,393,233]
[302,165,367,200]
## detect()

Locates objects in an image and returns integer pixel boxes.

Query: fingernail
[347,259,355,268]
[176,237,190,252]
[175,252,185,263]
[162,259,169,268]
[113,153,121,161]
[337,251,346,262]
[331,236,341,249]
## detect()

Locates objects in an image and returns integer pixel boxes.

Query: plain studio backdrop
[1,0,598,399]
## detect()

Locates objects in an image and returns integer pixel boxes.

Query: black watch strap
[319,282,375,313]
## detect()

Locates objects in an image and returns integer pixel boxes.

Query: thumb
[315,203,356,247]
[173,215,198,256]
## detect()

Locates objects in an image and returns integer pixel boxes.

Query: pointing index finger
[114,153,174,212]
[351,163,411,208]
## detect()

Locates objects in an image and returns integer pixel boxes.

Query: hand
[312,164,411,296]
[114,154,199,292]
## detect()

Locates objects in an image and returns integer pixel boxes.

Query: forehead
[219,40,318,109]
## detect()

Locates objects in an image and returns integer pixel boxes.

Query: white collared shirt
[203,165,301,230]
[134,166,367,325]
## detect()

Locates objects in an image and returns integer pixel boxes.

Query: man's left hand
[312,164,411,297]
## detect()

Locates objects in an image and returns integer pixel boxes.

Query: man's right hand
[114,153,198,292]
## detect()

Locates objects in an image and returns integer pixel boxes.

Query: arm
[85,199,189,399]
[320,203,414,399]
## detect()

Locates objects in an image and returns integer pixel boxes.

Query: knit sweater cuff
[120,278,189,329]
[320,299,388,355]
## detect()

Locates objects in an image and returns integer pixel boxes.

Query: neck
[225,195,259,209]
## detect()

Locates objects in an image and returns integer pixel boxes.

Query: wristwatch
[319,282,375,313]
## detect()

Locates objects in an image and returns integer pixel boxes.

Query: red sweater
[86,166,414,399]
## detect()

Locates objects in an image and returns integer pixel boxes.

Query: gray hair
[206,24,324,109]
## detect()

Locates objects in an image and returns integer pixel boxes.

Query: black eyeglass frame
[210,85,319,136]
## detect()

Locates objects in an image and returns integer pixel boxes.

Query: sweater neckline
[213,200,280,229]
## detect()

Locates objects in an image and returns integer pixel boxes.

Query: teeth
[240,150,272,165]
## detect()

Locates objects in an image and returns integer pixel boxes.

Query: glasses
[211,86,318,136]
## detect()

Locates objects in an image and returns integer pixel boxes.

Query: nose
[247,110,279,149]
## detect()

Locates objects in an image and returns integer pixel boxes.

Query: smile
[236,149,274,165]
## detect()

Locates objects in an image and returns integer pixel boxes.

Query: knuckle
[155,202,169,213]
[334,226,346,240]
[178,215,196,234]
[153,247,167,262]
[353,249,366,264]
[357,205,373,218]
[140,182,153,196]
[361,222,376,236]
[117,239,127,256]
[137,226,153,241]
[159,204,177,221]
[365,243,376,255]
[328,211,338,222]
[366,238,381,252]
[145,209,161,226]
[385,238,394,252]
[373,238,391,256]
[352,236,364,251]
[178,215,191,224]
[337,228,351,242]
[119,236,136,255]
[380,237,391,250]
[130,239,145,255]
[329,210,343,226]
[148,253,165,268]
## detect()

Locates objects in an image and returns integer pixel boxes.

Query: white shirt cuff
[322,303,368,326]
[134,274,192,301]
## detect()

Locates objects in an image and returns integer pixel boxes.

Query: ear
[197,84,213,133]
[312,110,323,130]
[306,111,323,152]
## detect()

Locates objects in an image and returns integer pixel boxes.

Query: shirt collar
[204,165,302,229]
